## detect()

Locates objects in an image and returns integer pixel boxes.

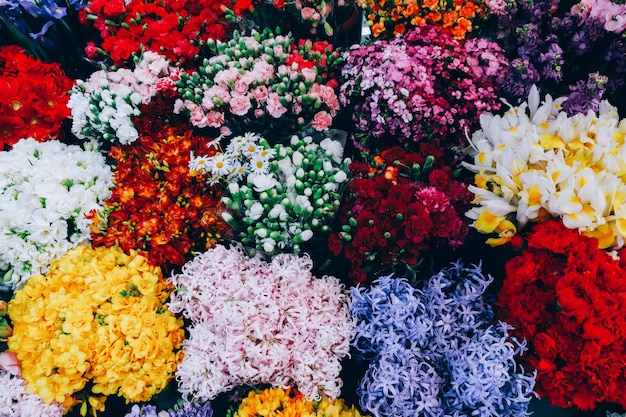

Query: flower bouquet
[339,24,508,153]
[7,245,185,415]
[78,0,231,67]
[0,138,113,289]
[167,244,355,402]
[193,131,350,255]
[481,0,626,115]
[174,28,342,138]
[464,86,626,249]
[350,262,537,417]
[0,45,74,150]
[68,51,179,146]
[496,219,626,410]
[356,0,491,38]
[226,387,369,417]
[87,125,232,269]
[328,144,472,285]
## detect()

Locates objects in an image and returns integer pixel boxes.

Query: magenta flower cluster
[339,24,509,152]
[166,244,355,402]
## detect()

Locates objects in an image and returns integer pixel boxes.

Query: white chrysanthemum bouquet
[465,85,626,249]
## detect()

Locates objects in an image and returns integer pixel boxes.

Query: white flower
[333,170,348,183]
[188,152,211,174]
[320,138,344,164]
[208,153,232,177]
[249,173,278,192]
[248,154,271,175]
[0,139,113,289]
[246,202,265,220]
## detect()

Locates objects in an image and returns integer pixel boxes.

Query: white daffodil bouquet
[464,85,626,249]
[189,131,350,254]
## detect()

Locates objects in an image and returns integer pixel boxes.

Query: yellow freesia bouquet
[7,244,185,416]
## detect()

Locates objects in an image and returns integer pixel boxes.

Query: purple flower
[350,261,536,417]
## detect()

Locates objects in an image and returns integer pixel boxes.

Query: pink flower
[311,110,333,130]
[234,79,249,95]
[251,85,269,103]
[229,94,252,116]
[189,105,208,128]
[253,61,275,81]
[0,352,21,376]
[266,93,288,118]
[301,6,316,20]
[301,67,317,82]
[206,110,226,128]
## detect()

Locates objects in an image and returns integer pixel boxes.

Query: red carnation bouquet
[497,219,626,411]
[80,0,231,67]
[0,46,74,150]
[328,145,471,284]
[87,96,232,269]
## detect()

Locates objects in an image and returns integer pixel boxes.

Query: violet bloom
[350,261,536,417]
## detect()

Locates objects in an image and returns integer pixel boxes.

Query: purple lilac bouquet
[339,24,508,153]
[166,244,355,402]
[124,401,214,417]
[484,0,626,115]
[350,261,537,417]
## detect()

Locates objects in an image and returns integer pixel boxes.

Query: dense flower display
[497,219,626,410]
[79,0,231,66]
[356,0,490,38]
[350,263,537,417]
[87,125,231,269]
[0,46,74,149]
[339,24,508,153]
[0,138,113,289]
[7,245,185,415]
[227,387,370,417]
[68,51,178,145]
[484,0,626,114]
[329,145,471,284]
[197,131,350,255]
[465,86,626,249]
[175,28,342,138]
[167,244,355,402]
[4,0,626,414]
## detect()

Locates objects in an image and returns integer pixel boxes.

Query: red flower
[0,46,72,150]
[330,150,471,285]
[89,120,232,271]
[497,219,626,410]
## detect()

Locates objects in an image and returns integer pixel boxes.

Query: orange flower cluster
[87,123,232,270]
[358,0,489,38]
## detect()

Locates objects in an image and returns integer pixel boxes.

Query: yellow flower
[7,245,184,415]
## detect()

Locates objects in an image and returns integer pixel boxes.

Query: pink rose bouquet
[174,28,343,139]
